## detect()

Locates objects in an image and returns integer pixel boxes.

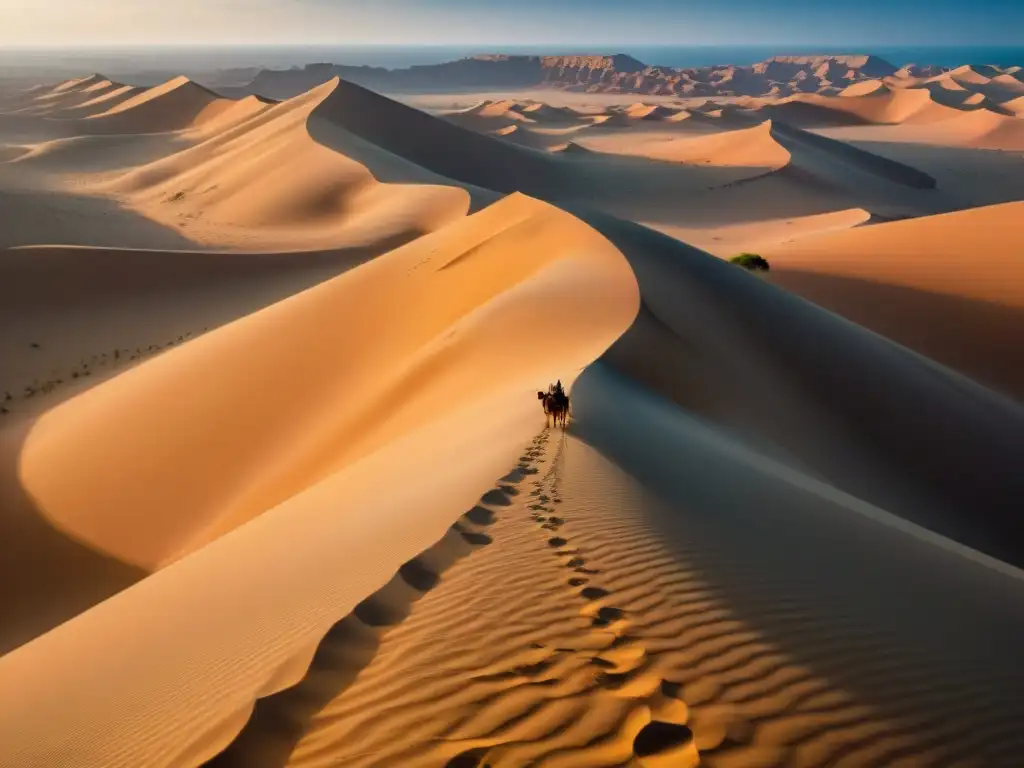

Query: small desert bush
[730,253,770,271]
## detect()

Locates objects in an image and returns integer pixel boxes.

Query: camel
[537,388,570,429]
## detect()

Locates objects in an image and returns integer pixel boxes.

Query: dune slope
[765,201,1024,399]
[572,209,1024,566]
[2,65,1023,768]
[0,193,638,767]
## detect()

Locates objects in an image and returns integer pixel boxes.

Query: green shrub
[730,253,770,271]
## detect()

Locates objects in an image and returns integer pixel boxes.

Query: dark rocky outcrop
[246,53,902,101]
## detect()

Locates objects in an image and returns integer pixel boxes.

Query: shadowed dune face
[412,86,987,256]
[570,211,1024,568]
[570,371,1024,768]
[769,271,1024,399]
[764,200,1024,400]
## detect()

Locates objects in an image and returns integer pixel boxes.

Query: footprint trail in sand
[253,428,1024,768]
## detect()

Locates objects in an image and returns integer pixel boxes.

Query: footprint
[633,721,699,766]
[446,747,489,767]
[480,489,512,507]
[398,559,439,592]
[592,607,625,628]
[581,587,610,600]
[464,506,496,526]
[548,537,569,548]
[568,577,589,587]
[460,531,492,547]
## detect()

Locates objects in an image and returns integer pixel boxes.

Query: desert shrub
[730,253,770,271]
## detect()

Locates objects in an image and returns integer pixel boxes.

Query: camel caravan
[538,380,570,428]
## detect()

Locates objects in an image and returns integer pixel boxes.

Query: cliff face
[247,54,902,101]
[248,57,545,100]
[756,55,898,80]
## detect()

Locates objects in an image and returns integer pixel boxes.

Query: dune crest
[89,79,474,249]
[0,192,639,767]
[83,76,227,134]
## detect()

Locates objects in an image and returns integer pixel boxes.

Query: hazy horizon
[3,40,1022,81]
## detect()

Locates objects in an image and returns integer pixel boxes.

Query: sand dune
[238,416,1024,768]
[58,84,145,117]
[49,75,106,94]
[212,186,1024,768]
[82,76,227,134]
[441,100,536,133]
[489,123,553,150]
[576,210,1024,565]
[510,102,580,123]
[2,64,1023,768]
[838,79,888,97]
[11,78,131,116]
[623,103,682,121]
[754,81,1021,128]
[1002,94,1024,114]
[989,73,1024,94]
[90,80,473,250]
[628,120,791,169]
[765,202,1024,398]
[424,88,948,250]
[940,64,1000,86]
[851,106,1024,151]
[0,193,638,766]
[941,108,1024,149]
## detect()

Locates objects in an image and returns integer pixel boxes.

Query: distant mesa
[244,53,909,101]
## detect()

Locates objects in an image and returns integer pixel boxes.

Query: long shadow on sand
[303,78,801,227]
[0,422,146,656]
[205,481,523,768]
[770,269,1024,402]
[572,366,1024,766]
[0,185,203,251]
[563,208,1024,764]
[572,210,1024,568]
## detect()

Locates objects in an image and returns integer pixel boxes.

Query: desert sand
[1,57,1023,768]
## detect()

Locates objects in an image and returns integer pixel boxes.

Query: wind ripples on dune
[250,424,1024,767]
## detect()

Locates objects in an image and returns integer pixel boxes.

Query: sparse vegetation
[730,253,770,271]
[7,329,201,408]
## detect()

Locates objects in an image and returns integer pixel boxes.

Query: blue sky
[2,0,1021,46]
